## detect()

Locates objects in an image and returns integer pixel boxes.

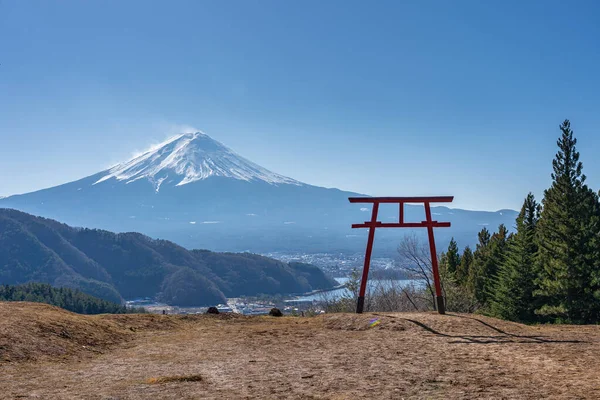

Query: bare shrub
[362,280,427,312]
[398,233,479,313]
[321,234,479,314]
[320,269,428,313]
[397,233,438,309]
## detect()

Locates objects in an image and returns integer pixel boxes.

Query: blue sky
[1,0,599,210]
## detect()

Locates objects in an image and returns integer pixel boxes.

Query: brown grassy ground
[1,302,599,399]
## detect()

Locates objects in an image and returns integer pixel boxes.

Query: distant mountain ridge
[0,132,519,253]
[0,209,337,306]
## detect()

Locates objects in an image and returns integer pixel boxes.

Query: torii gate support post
[355,202,379,314]
[349,196,454,315]
[424,202,445,314]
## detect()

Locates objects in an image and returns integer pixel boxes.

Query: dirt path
[1,308,599,399]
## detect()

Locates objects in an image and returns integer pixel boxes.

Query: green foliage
[468,226,508,307]
[468,227,491,301]
[436,237,473,312]
[490,193,540,322]
[445,238,461,276]
[456,246,473,285]
[442,278,479,313]
[0,282,144,314]
[535,120,600,324]
[445,119,600,325]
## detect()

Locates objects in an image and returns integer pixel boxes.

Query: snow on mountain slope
[94,132,303,191]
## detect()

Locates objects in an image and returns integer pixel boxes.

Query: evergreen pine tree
[536,120,600,323]
[469,225,509,307]
[438,251,448,275]
[456,246,473,285]
[485,225,509,299]
[490,193,540,322]
[446,238,461,277]
[468,228,491,303]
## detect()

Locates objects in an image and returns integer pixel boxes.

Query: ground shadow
[400,316,583,345]
[448,314,584,344]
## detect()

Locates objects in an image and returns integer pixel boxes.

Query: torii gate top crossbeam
[349,196,454,204]
[349,197,453,229]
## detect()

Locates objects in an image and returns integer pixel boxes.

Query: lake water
[297,277,420,302]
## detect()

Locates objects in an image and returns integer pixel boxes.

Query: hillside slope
[0,302,176,363]
[1,303,599,399]
[0,209,336,305]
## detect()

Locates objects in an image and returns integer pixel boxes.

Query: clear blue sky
[1,0,600,210]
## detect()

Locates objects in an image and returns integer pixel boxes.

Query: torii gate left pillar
[349,196,453,315]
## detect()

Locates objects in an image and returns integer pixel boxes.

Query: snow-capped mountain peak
[94,132,302,191]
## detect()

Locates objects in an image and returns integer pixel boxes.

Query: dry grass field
[1,302,599,399]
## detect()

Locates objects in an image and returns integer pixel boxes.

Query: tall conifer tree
[490,193,540,322]
[470,225,508,307]
[536,120,600,323]
[445,238,461,277]
[456,246,473,285]
[468,228,491,304]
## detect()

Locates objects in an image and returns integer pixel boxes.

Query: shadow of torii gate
[349,196,453,314]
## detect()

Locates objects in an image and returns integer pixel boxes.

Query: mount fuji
[0,132,517,254]
[94,132,302,190]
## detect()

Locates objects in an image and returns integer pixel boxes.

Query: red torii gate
[349,196,454,315]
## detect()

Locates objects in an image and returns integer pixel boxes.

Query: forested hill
[0,283,143,314]
[0,209,337,306]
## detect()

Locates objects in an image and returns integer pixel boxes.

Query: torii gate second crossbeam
[349,196,454,314]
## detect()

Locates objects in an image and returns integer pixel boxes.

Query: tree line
[437,120,600,324]
[0,283,145,314]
